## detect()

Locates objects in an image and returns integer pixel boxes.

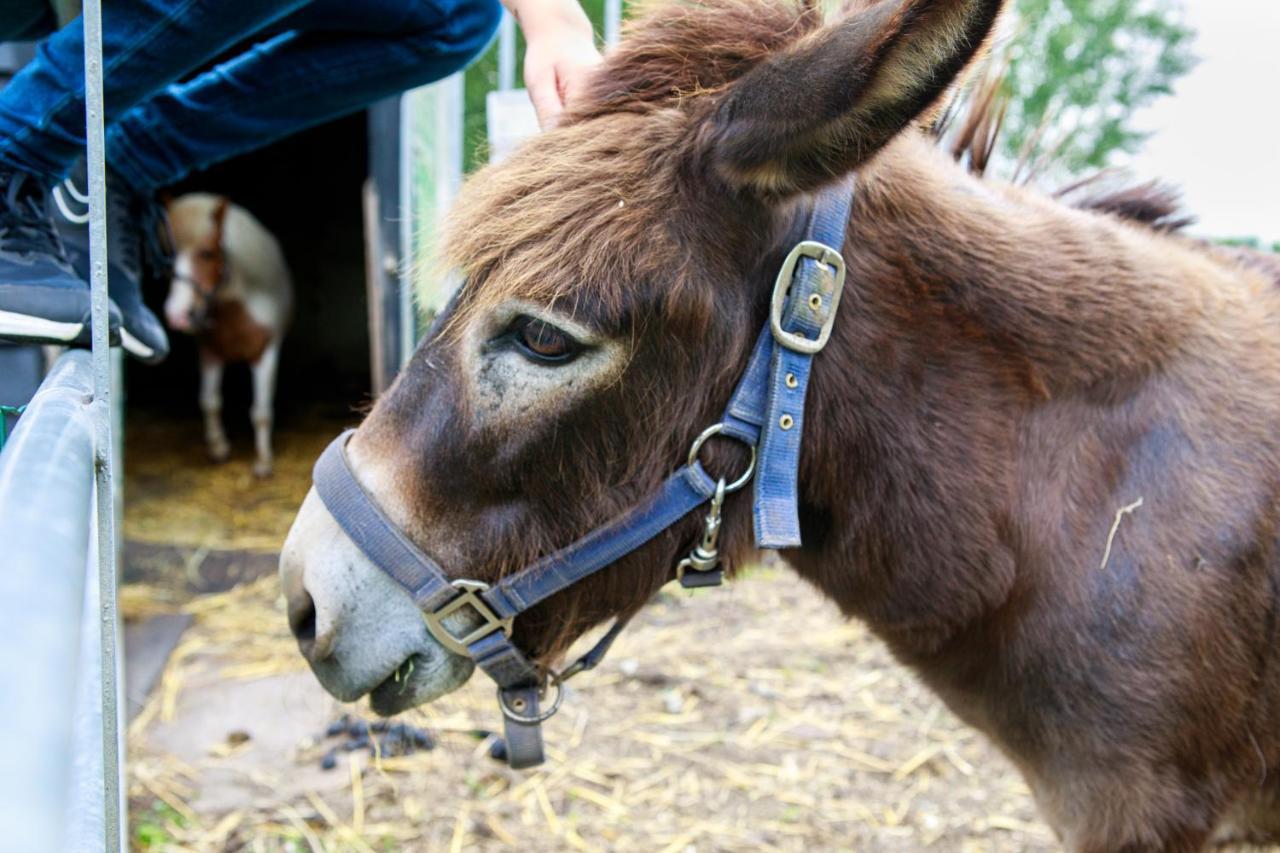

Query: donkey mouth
[368,658,427,716]
[367,651,475,716]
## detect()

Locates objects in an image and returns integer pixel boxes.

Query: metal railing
[0,352,123,853]
[0,0,124,849]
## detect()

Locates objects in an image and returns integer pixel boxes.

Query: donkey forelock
[442,0,836,335]
[443,110,699,332]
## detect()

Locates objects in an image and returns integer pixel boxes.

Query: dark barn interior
[126,112,373,426]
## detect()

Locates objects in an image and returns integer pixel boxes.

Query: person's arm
[503,0,601,128]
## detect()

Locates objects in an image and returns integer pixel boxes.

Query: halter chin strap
[311,176,855,768]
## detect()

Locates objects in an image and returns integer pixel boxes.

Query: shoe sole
[120,326,157,362]
[0,309,86,344]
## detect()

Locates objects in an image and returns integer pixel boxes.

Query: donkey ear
[211,197,230,225]
[707,0,1006,196]
[210,197,230,240]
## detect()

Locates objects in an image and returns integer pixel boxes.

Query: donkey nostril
[288,589,339,663]
[286,589,335,660]
[289,589,317,640]
[309,625,337,662]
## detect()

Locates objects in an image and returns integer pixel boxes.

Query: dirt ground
[122,414,1062,852]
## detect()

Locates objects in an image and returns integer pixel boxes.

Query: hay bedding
[126,568,1061,852]
[124,413,336,552]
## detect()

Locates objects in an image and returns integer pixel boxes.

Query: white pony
[164,194,292,477]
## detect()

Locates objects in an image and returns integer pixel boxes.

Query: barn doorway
[122,111,374,593]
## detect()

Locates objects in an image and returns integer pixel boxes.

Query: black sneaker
[0,166,121,346]
[52,161,170,364]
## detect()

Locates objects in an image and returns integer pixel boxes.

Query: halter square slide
[421,579,515,656]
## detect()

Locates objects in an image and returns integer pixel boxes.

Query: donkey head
[164,195,230,333]
[281,0,1006,713]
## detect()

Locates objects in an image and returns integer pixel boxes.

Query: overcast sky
[1122,1,1280,243]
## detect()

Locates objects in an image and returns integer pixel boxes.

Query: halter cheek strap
[311,176,855,769]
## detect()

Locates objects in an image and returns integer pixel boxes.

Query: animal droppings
[314,714,436,769]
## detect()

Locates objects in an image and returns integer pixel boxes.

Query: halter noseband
[312,177,855,768]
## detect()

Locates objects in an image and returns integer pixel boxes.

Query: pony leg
[199,350,229,462]
[249,341,279,478]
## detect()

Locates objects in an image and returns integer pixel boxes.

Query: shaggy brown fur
[341,0,1280,848]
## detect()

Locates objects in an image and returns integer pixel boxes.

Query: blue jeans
[0,0,500,191]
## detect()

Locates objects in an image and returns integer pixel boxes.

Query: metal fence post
[604,0,623,47]
[498,11,517,92]
[81,0,124,849]
[398,93,418,366]
[406,75,465,324]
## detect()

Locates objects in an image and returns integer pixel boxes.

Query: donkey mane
[936,66,1196,234]
[576,0,1203,243]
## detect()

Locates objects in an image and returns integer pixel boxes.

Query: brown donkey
[280,0,1280,847]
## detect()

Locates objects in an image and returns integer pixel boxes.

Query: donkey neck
[784,134,1273,660]
[845,135,1257,393]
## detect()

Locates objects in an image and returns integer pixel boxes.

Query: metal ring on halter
[497,681,565,724]
[686,423,756,493]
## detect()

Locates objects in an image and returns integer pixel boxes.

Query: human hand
[509,0,602,127]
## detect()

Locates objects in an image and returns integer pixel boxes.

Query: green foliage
[1001,0,1196,172]
[460,30,508,172]
[132,801,187,850]
[1218,236,1263,250]
[1216,237,1280,254]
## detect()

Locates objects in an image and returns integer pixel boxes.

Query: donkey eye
[511,317,579,363]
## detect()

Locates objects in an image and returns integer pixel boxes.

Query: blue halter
[313,177,855,767]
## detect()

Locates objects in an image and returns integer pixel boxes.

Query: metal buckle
[422,579,514,656]
[769,240,847,355]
